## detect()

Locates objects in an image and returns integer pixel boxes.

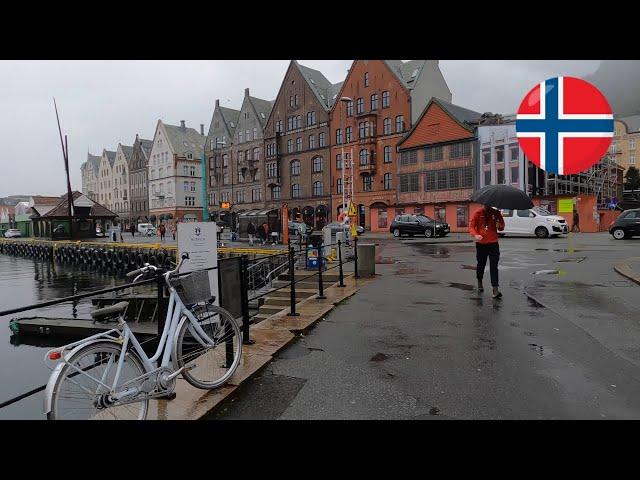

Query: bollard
[287,242,299,316]
[317,241,326,299]
[338,239,345,287]
[354,236,359,279]
[239,255,254,345]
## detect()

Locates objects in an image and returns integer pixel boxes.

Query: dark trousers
[476,242,500,287]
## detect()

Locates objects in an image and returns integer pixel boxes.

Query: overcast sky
[2,59,637,198]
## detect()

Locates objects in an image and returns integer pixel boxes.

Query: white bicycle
[43,253,242,420]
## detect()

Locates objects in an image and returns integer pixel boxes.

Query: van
[499,207,569,238]
[137,223,156,236]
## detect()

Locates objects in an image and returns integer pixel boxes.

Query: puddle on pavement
[461,264,477,270]
[395,267,431,275]
[412,245,451,258]
[531,269,567,275]
[413,301,442,305]
[527,297,546,309]
[528,343,552,356]
[417,280,440,285]
[448,282,475,291]
[370,352,390,362]
[535,248,583,253]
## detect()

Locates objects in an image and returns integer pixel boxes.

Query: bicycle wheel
[174,304,242,390]
[48,341,149,420]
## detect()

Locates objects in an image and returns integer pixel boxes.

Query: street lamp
[202,139,226,221]
[339,96,352,225]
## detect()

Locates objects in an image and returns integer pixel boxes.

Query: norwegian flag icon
[516,76,614,175]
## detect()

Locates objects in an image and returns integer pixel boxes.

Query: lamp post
[202,140,226,221]
[339,97,352,224]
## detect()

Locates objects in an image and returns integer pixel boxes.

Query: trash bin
[357,243,376,277]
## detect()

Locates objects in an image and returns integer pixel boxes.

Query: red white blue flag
[516,76,613,175]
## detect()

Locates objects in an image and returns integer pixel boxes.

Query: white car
[137,223,156,236]
[4,229,22,238]
[499,207,569,238]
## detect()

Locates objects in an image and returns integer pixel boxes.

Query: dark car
[609,208,640,239]
[389,214,450,238]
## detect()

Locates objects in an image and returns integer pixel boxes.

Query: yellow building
[612,118,640,173]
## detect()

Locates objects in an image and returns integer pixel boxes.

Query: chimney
[215,99,220,107]
[245,88,250,97]
[200,124,205,136]
[180,120,186,130]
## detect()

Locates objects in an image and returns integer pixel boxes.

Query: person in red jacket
[469,205,505,298]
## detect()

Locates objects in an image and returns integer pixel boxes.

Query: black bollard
[317,241,326,299]
[287,242,299,316]
[338,239,345,287]
[239,255,254,345]
[354,235,359,279]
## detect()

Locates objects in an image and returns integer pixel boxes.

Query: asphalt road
[207,232,640,420]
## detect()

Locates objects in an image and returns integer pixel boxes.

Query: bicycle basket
[172,270,212,305]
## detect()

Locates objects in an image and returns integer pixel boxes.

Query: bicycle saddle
[91,301,129,322]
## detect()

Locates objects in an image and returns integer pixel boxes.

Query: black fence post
[354,235,359,279]
[287,242,299,316]
[156,274,165,337]
[317,241,326,299]
[239,254,254,345]
[338,239,345,287]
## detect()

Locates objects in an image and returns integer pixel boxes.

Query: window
[496,146,505,163]
[336,178,343,194]
[346,101,353,117]
[384,146,392,163]
[484,169,491,186]
[246,129,250,141]
[359,149,370,166]
[425,146,443,162]
[295,94,298,106]
[370,94,378,111]
[183,166,188,175]
[291,184,301,198]
[363,174,372,192]
[271,186,281,200]
[630,155,636,165]
[252,188,261,202]
[384,173,392,190]
[382,91,390,108]
[307,111,316,125]
[456,205,469,228]
[483,149,491,165]
[287,139,293,153]
[236,190,245,203]
[448,169,460,189]
[336,154,343,170]
[221,191,229,202]
[267,162,277,178]
[345,126,352,142]
[399,174,418,192]
[356,98,364,114]
[319,132,326,147]
[190,166,196,176]
[437,171,448,190]
[276,120,283,133]
[631,140,636,150]
[253,127,258,140]
[253,147,260,161]
[290,160,301,176]
[313,156,323,173]
[364,72,369,87]
[266,143,276,156]
[336,129,342,145]
[185,196,195,206]
[511,166,519,183]
[239,131,243,143]
[313,181,323,196]
[183,181,188,192]
[309,135,316,149]
[383,118,391,135]
[296,137,302,151]
[359,122,366,139]
[400,150,417,165]
[461,167,473,187]
[190,181,196,192]
[287,117,293,131]
[497,167,505,184]
[450,142,471,159]
[289,96,294,107]
[296,115,301,128]
[395,116,405,133]
[223,171,229,185]
[223,155,229,167]
[510,147,519,161]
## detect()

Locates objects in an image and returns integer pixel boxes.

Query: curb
[614,257,640,286]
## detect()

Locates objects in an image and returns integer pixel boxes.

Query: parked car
[389,214,450,238]
[137,223,156,236]
[609,208,640,239]
[3,229,22,238]
[499,207,568,238]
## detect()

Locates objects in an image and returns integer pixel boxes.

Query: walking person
[159,223,166,242]
[469,204,505,299]
[247,221,256,246]
[257,222,266,246]
[261,221,269,246]
[572,208,580,233]
[130,223,136,238]
[171,224,177,241]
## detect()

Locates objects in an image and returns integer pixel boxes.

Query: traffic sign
[348,202,357,216]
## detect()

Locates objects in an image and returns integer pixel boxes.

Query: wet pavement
[208,233,640,419]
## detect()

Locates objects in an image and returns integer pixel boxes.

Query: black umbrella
[471,185,533,210]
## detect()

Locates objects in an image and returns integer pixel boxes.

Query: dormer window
[186,152,193,160]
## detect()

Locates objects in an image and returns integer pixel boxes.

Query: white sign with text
[177,222,218,305]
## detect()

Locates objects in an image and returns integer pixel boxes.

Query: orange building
[396,98,483,232]
[329,60,452,232]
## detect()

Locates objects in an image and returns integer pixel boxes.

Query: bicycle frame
[44,260,220,413]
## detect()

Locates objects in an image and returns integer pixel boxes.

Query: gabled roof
[139,138,153,159]
[84,153,101,175]
[295,60,342,111]
[617,114,640,133]
[120,145,134,160]
[162,122,206,158]
[397,97,482,149]
[30,195,62,206]
[219,106,241,138]
[103,150,116,167]
[248,95,274,128]
[41,191,116,218]
[328,81,344,108]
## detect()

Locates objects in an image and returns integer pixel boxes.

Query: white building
[112,143,133,222]
[477,119,528,192]
[97,149,116,211]
[148,120,206,223]
[80,153,101,202]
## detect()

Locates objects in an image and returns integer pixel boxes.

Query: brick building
[329,60,452,232]
[263,60,343,228]
[396,98,483,232]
